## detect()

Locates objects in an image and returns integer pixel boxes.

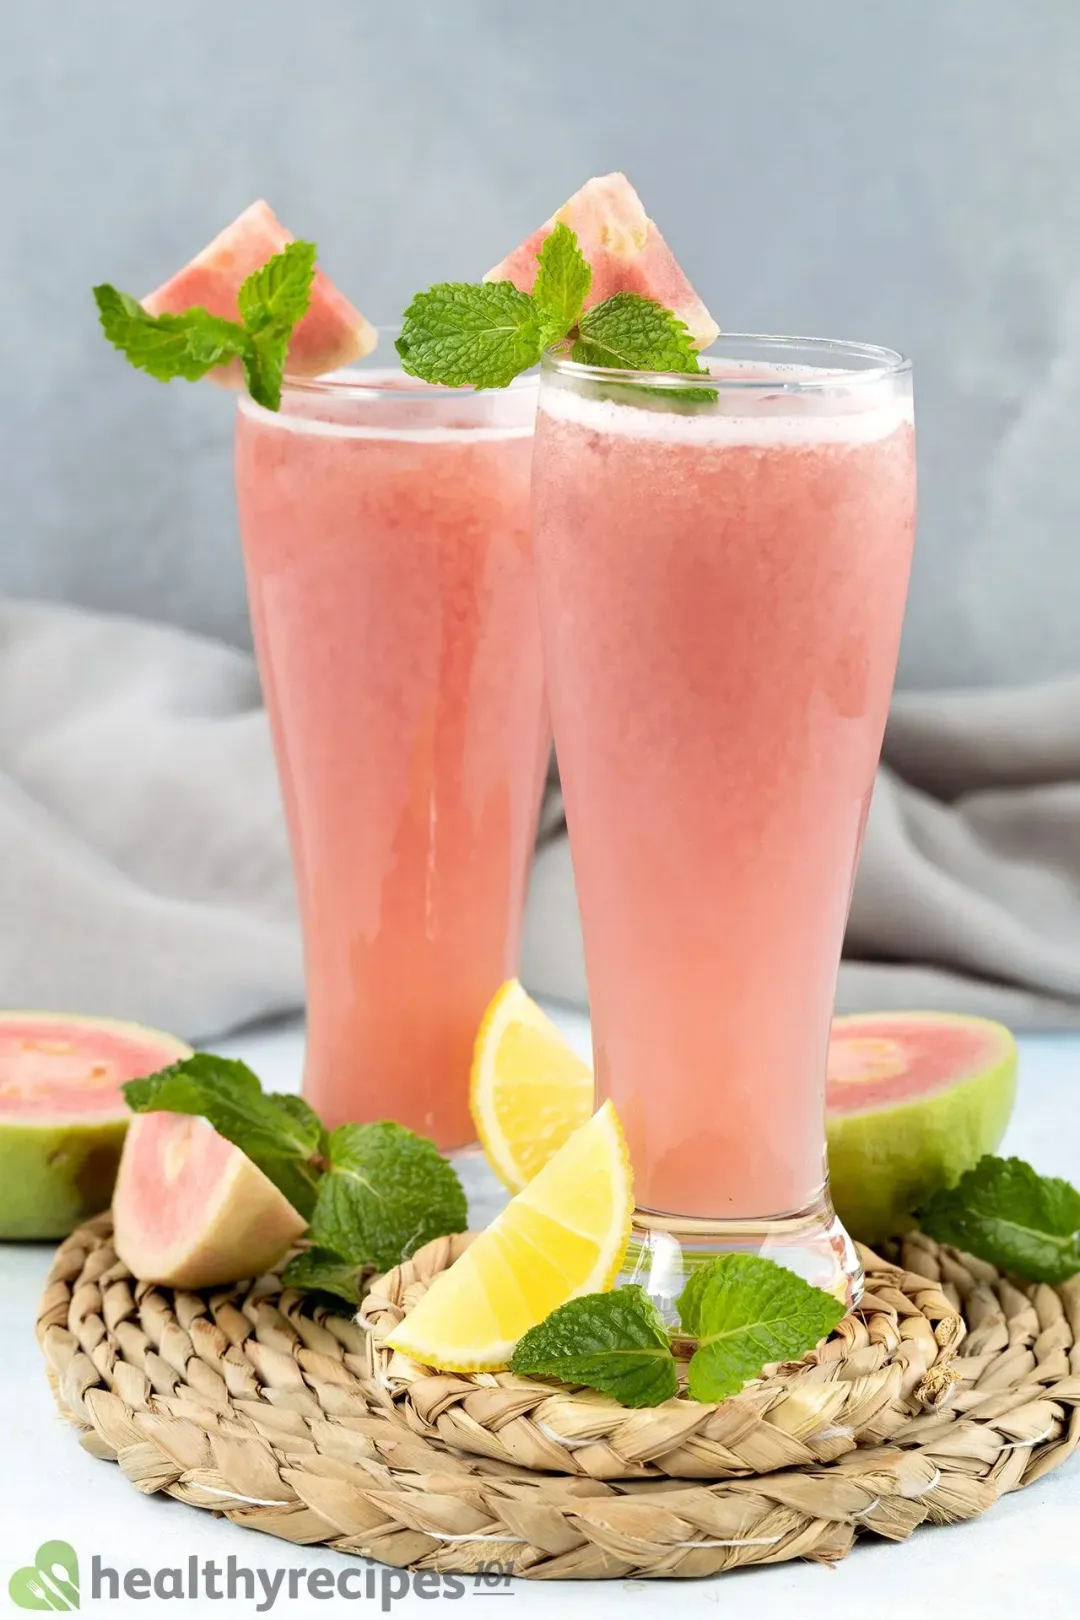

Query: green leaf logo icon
[8,1541,80,1610]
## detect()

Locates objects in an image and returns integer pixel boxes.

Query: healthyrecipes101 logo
[8,1541,514,1611]
[9,1542,80,1611]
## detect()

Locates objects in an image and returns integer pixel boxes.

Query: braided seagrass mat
[36,1215,1080,1581]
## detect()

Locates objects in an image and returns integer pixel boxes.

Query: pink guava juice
[235,369,546,1149]
[531,341,916,1225]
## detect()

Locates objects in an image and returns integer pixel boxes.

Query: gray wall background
[3,1,1079,690]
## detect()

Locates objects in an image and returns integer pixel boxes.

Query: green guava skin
[826,1047,1018,1245]
[0,1014,190,1241]
[0,1115,130,1239]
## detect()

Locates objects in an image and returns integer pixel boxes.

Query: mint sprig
[507,1255,843,1409]
[94,239,316,410]
[678,1255,845,1403]
[397,221,711,394]
[918,1155,1080,1284]
[123,1053,325,1219]
[511,1285,679,1408]
[304,1121,467,1275]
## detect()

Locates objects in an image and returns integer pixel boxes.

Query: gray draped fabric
[4,600,1080,1039]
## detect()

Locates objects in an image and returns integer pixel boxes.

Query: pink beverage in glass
[531,339,916,1303]
[235,369,546,1149]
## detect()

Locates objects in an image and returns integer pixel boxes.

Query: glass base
[619,1190,863,1333]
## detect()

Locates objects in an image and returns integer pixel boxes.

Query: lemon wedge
[385,1099,632,1372]
[470,979,594,1192]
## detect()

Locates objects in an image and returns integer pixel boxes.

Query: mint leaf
[306,1121,467,1272]
[236,239,316,335]
[281,1245,366,1307]
[123,1054,323,1219]
[240,332,288,412]
[680,1256,845,1403]
[235,240,317,410]
[918,1156,1080,1284]
[511,1285,678,1408]
[573,291,707,374]
[531,221,592,342]
[396,281,544,388]
[93,285,248,383]
[96,239,317,410]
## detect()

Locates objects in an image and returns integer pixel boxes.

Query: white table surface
[3,1011,1077,1619]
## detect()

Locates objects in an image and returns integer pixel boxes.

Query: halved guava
[111,1110,307,1288]
[0,1013,191,1239]
[143,198,376,379]
[826,1011,1018,1243]
[485,172,718,350]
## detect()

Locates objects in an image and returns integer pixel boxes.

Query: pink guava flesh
[0,1013,191,1239]
[826,1011,1018,1243]
[143,199,377,380]
[112,1111,307,1288]
[485,172,719,350]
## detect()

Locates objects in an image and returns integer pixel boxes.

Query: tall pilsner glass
[235,360,546,1149]
[530,337,916,1309]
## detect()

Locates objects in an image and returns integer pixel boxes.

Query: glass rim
[270,369,541,403]
[236,324,537,438]
[541,332,911,391]
[260,324,539,404]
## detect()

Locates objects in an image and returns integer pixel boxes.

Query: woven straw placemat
[36,1215,1080,1580]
